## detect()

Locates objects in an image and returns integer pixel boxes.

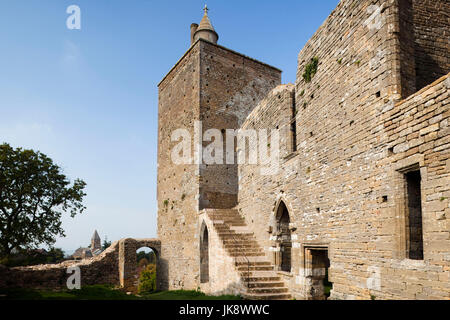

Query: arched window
[200,223,209,283]
[276,201,292,272]
[136,247,157,294]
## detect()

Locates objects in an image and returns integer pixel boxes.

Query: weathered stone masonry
[0,239,161,292]
[1,0,447,300]
[238,0,449,299]
[157,38,281,290]
[158,0,449,299]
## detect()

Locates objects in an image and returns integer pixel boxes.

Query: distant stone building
[71,230,103,260]
[91,230,102,253]
[157,1,449,300]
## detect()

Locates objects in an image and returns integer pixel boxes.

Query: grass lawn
[0,285,242,300]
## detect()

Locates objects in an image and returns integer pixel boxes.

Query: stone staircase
[207,209,291,300]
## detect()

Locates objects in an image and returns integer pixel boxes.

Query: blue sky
[0,0,339,254]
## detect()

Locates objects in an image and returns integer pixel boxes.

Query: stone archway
[135,247,157,292]
[275,201,292,272]
[118,238,161,292]
[200,222,209,283]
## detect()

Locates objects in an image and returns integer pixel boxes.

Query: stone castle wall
[237,0,449,299]
[157,39,281,290]
[158,42,202,290]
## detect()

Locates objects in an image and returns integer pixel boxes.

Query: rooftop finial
[191,4,218,45]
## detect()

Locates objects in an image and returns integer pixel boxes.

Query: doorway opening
[136,247,157,294]
[305,247,332,300]
[200,223,209,283]
[276,201,292,272]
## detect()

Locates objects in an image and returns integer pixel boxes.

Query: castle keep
[157,0,449,299]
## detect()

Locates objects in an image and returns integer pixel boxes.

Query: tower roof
[197,5,216,33]
[193,5,219,44]
[91,230,100,241]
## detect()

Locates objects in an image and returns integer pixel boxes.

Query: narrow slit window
[405,170,423,260]
[291,92,297,152]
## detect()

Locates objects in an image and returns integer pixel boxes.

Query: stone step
[243,293,292,300]
[247,287,289,294]
[235,260,271,267]
[240,270,278,276]
[208,212,240,217]
[228,252,265,257]
[226,247,261,252]
[216,231,253,236]
[237,265,274,271]
[218,234,254,239]
[207,209,291,300]
[222,239,258,243]
[212,220,246,225]
[235,256,271,263]
[214,222,244,225]
[242,276,281,282]
[225,244,260,249]
[226,248,261,252]
[247,281,285,288]
[226,248,261,253]
[224,243,259,248]
[209,212,241,216]
[226,248,260,253]
[209,212,242,217]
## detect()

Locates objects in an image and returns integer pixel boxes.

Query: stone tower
[91,230,101,251]
[157,6,281,290]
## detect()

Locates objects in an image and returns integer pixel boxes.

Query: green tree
[102,236,111,250]
[136,250,155,264]
[138,264,157,294]
[0,143,86,259]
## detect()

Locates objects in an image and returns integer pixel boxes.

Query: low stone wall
[0,241,120,290]
[0,238,161,292]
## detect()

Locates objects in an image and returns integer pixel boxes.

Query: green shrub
[138,264,156,294]
[302,57,319,83]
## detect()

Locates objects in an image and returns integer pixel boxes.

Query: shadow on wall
[415,44,446,92]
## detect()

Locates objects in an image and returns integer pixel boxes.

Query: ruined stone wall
[157,39,281,290]
[238,0,449,300]
[0,239,162,292]
[0,241,120,290]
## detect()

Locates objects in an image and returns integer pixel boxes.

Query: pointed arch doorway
[276,201,292,272]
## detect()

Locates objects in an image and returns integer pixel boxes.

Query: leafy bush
[138,264,156,294]
[302,57,319,83]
